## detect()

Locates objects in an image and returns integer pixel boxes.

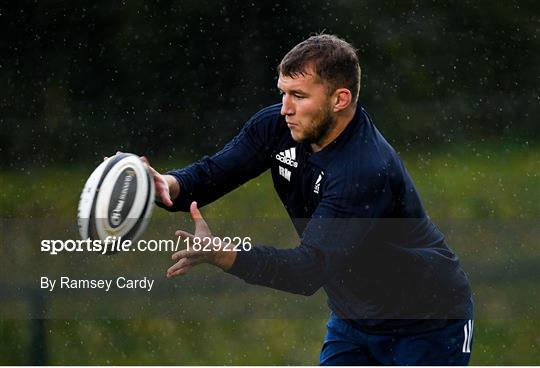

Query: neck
[310,104,356,153]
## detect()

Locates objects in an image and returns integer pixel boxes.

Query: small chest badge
[313,172,324,194]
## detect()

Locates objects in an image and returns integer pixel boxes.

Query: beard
[301,105,336,145]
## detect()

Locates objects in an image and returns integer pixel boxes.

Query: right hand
[140,156,175,207]
[104,152,175,207]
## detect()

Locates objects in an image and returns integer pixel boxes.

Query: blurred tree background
[0,0,539,365]
[1,0,538,168]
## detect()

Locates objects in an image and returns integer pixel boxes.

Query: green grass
[403,142,539,219]
[0,142,538,364]
[1,319,538,365]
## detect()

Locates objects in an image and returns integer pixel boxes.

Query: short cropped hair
[278,34,361,103]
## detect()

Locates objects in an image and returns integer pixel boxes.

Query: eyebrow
[277,85,307,95]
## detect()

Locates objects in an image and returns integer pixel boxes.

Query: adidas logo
[313,172,324,194]
[275,147,298,168]
[279,166,291,181]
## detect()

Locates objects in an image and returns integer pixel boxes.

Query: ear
[332,88,353,112]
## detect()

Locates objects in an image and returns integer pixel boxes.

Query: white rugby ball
[77,153,155,247]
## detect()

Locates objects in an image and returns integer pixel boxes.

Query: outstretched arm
[160,105,282,212]
[167,172,388,296]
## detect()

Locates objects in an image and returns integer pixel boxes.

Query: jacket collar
[302,104,365,169]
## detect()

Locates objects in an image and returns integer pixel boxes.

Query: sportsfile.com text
[40,236,253,255]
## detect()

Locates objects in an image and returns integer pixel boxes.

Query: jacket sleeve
[159,106,281,212]
[226,168,391,295]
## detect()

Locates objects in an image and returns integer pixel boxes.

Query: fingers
[167,257,191,277]
[140,156,158,177]
[161,195,174,207]
[167,248,206,277]
[172,230,199,260]
[171,249,188,262]
[171,249,194,263]
[137,156,175,207]
[172,231,194,261]
[139,156,151,171]
[103,151,123,162]
[167,203,213,279]
[174,229,194,240]
[159,186,174,207]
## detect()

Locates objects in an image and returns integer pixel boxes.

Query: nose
[280,95,294,116]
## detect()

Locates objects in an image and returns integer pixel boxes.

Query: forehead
[277,71,322,91]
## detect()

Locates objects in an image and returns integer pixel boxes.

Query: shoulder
[249,103,283,122]
[322,120,398,201]
[242,103,286,142]
[332,108,403,179]
[325,143,392,189]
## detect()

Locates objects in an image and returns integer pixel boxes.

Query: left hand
[167,201,236,277]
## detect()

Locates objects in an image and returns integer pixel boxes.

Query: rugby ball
[77,153,155,247]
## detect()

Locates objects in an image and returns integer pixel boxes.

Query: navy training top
[163,103,472,334]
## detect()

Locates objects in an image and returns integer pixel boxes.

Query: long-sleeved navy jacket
[163,103,472,333]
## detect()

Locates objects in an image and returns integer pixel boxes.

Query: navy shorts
[320,314,474,365]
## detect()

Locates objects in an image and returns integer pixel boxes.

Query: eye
[294,94,305,100]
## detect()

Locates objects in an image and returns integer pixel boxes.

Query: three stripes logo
[276,147,298,168]
[462,319,474,353]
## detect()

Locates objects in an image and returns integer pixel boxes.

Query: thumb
[160,188,174,207]
[190,201,209,232]
[190,201,202,221]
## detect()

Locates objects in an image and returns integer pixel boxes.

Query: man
[149,34,473,365]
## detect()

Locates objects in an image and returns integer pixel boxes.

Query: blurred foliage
[1,141,537,219]
[0,0,538,169]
